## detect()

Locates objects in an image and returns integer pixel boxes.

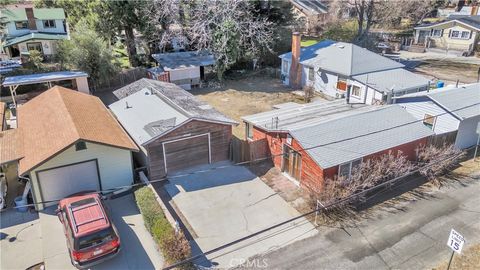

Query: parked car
[57,193,120,269]
[0,173,7,209]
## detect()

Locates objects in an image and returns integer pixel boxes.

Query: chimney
[25,8,37,31]
[289,32,302,89]
[472,5,479,16]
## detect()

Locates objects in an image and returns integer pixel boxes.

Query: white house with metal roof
[280,37,430,105]
[110,79,237,180]
[0,7,69,60]
[394,83,480,149]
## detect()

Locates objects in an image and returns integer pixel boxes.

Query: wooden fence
[94,67,147,92]
[230,137,269,163]
[428,131,458,147]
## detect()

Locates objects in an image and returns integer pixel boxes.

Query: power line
[1,102,478,212]
[161,152,466,270]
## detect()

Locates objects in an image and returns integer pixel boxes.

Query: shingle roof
[290,105,434,168]
[352,68,430,93]
[113,78,237,126]
[427,83,480,120]
[16,86,138,175]
[300,42,404,76]
[0,8,66,21]
[416,15,480,31]
[0,129,23,165]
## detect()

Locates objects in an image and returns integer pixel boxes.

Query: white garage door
[37,160,100,206]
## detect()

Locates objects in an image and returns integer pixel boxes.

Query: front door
[282,144,302,182]
[417,30,429,44]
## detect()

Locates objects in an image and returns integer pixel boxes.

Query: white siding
[346,79,367,104]
[281,59,290,85]
[29,142,134,210]
[397,100,460,134]
[169,67,200,81]
[309,67,339,98]
[455,115,480,149]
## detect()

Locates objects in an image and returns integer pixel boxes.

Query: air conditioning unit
[336,92,345,99]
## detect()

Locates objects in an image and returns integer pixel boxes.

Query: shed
[110,78,237,180]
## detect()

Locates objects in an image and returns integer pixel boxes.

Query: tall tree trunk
[125,26,138,67]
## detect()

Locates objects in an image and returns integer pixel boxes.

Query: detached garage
[12,86,138,210]
[110,79,237,181]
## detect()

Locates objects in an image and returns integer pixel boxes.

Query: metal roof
[2,71,88,86]
[4,32,68,47]
[109,89,189,145]
[352,68,430,94]
[300,42,404,76]
[0,8,66,21]
[290,0,328,15]
[151,51,215,70]
[427,83,480,120]
[242,99,372,132]
[290,105,434,168]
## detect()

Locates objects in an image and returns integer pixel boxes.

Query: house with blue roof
[0,7,69,60]
[280,33,430,105]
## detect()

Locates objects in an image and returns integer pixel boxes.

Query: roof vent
[126,101,132,109]
[337,44,345,49]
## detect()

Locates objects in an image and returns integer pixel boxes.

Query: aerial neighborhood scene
[1,0,480,269]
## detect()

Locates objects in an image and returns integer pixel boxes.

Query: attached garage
[163,134,210,174]
[36,160,100,206]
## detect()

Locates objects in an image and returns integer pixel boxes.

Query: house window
[15,21,28,29]
[461,31,471,39]
[338,158,362,178]
[282,60,289,74]
[351,85,361,97]
[43,20,55,28]
[27,42,43,53]
[423,114,436,129]
[246,123,253,140]
[450,30,460,38]
[432,29,442,37]
[75,141,87,151]
[308,67,315,81]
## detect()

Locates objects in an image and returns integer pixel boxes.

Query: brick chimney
[25,8,37,30]
[472,5,479,15]
[289,32,302,88]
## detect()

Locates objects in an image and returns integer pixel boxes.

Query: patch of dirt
[432,244,480,270]
[413,60,480,84]
[191,75,306,138]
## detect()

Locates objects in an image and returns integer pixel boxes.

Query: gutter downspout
[18,176,31,201]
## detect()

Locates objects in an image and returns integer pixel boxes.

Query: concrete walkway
[249,177,480,269]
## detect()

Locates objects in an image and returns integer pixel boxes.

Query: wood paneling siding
[145,120,232,180]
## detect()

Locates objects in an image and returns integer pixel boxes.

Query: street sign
[447,229,465,254]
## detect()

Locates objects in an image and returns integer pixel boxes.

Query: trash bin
[437,81,445,88]
[14,196,28,212]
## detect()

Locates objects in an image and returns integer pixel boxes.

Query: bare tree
[417,143,465,184]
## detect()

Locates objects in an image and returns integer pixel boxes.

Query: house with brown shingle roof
[0,86,138,210]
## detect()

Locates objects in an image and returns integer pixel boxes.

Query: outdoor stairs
[408,44,426,53]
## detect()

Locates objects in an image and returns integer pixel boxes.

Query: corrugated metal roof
[427,83,480,120]
[109,90,189,145]
[290,0,328,15]
[290,105,434,168]
[352,68,430,93]
[242,99,372,132]
[299,42,404,76]
[2,71,88,86]
[151,51,214,70]
[113,78,237,126]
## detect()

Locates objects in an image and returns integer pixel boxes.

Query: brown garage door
[164,134,210,173]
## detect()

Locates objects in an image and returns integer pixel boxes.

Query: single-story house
[280,33,430,104]
[290,0,328,34]
[394,83,480,149]
[412,15,480,55]
[242,101,434,191]
[0,86,138,210]
[110,78,237,181]
[150,51,215,90]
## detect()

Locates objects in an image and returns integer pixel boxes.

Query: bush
[134,187,192,268]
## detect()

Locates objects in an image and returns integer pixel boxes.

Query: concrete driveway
[1,194,163,270]
[163,161,317,268]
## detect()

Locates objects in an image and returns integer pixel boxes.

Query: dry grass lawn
[414,60,480,84]
[191,75,305,138]
[433,244,480,270]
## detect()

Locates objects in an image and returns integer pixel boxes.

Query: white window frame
[450,30,460,38]
[350,85,361,98]
[338,158,362,178]
[15,21,28,29]
[432,29,442,37]
[460,31,471,39]
[246,123,254,140]
[308,67,315,81]
[282,60,289,74]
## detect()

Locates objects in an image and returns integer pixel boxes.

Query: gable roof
[111,79,237,145]
[297,42,404,76]
[0,129,23,165]
[16,86,138,175]
[352,68,430,94]
[290,105,434,168]
[415,15,480,31]
[0,8,66,21]
[427,83,480,120]
[290,0,328,15]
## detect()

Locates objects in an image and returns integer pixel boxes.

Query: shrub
[134,187,192,268]
[417,143,465,185]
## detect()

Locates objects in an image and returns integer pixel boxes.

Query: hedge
[134,187,192,268]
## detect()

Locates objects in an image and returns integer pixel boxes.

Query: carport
[2,71,89,107]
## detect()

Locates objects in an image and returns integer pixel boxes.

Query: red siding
[251,126,429,193]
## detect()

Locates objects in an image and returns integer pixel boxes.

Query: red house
[242,101,434,192]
